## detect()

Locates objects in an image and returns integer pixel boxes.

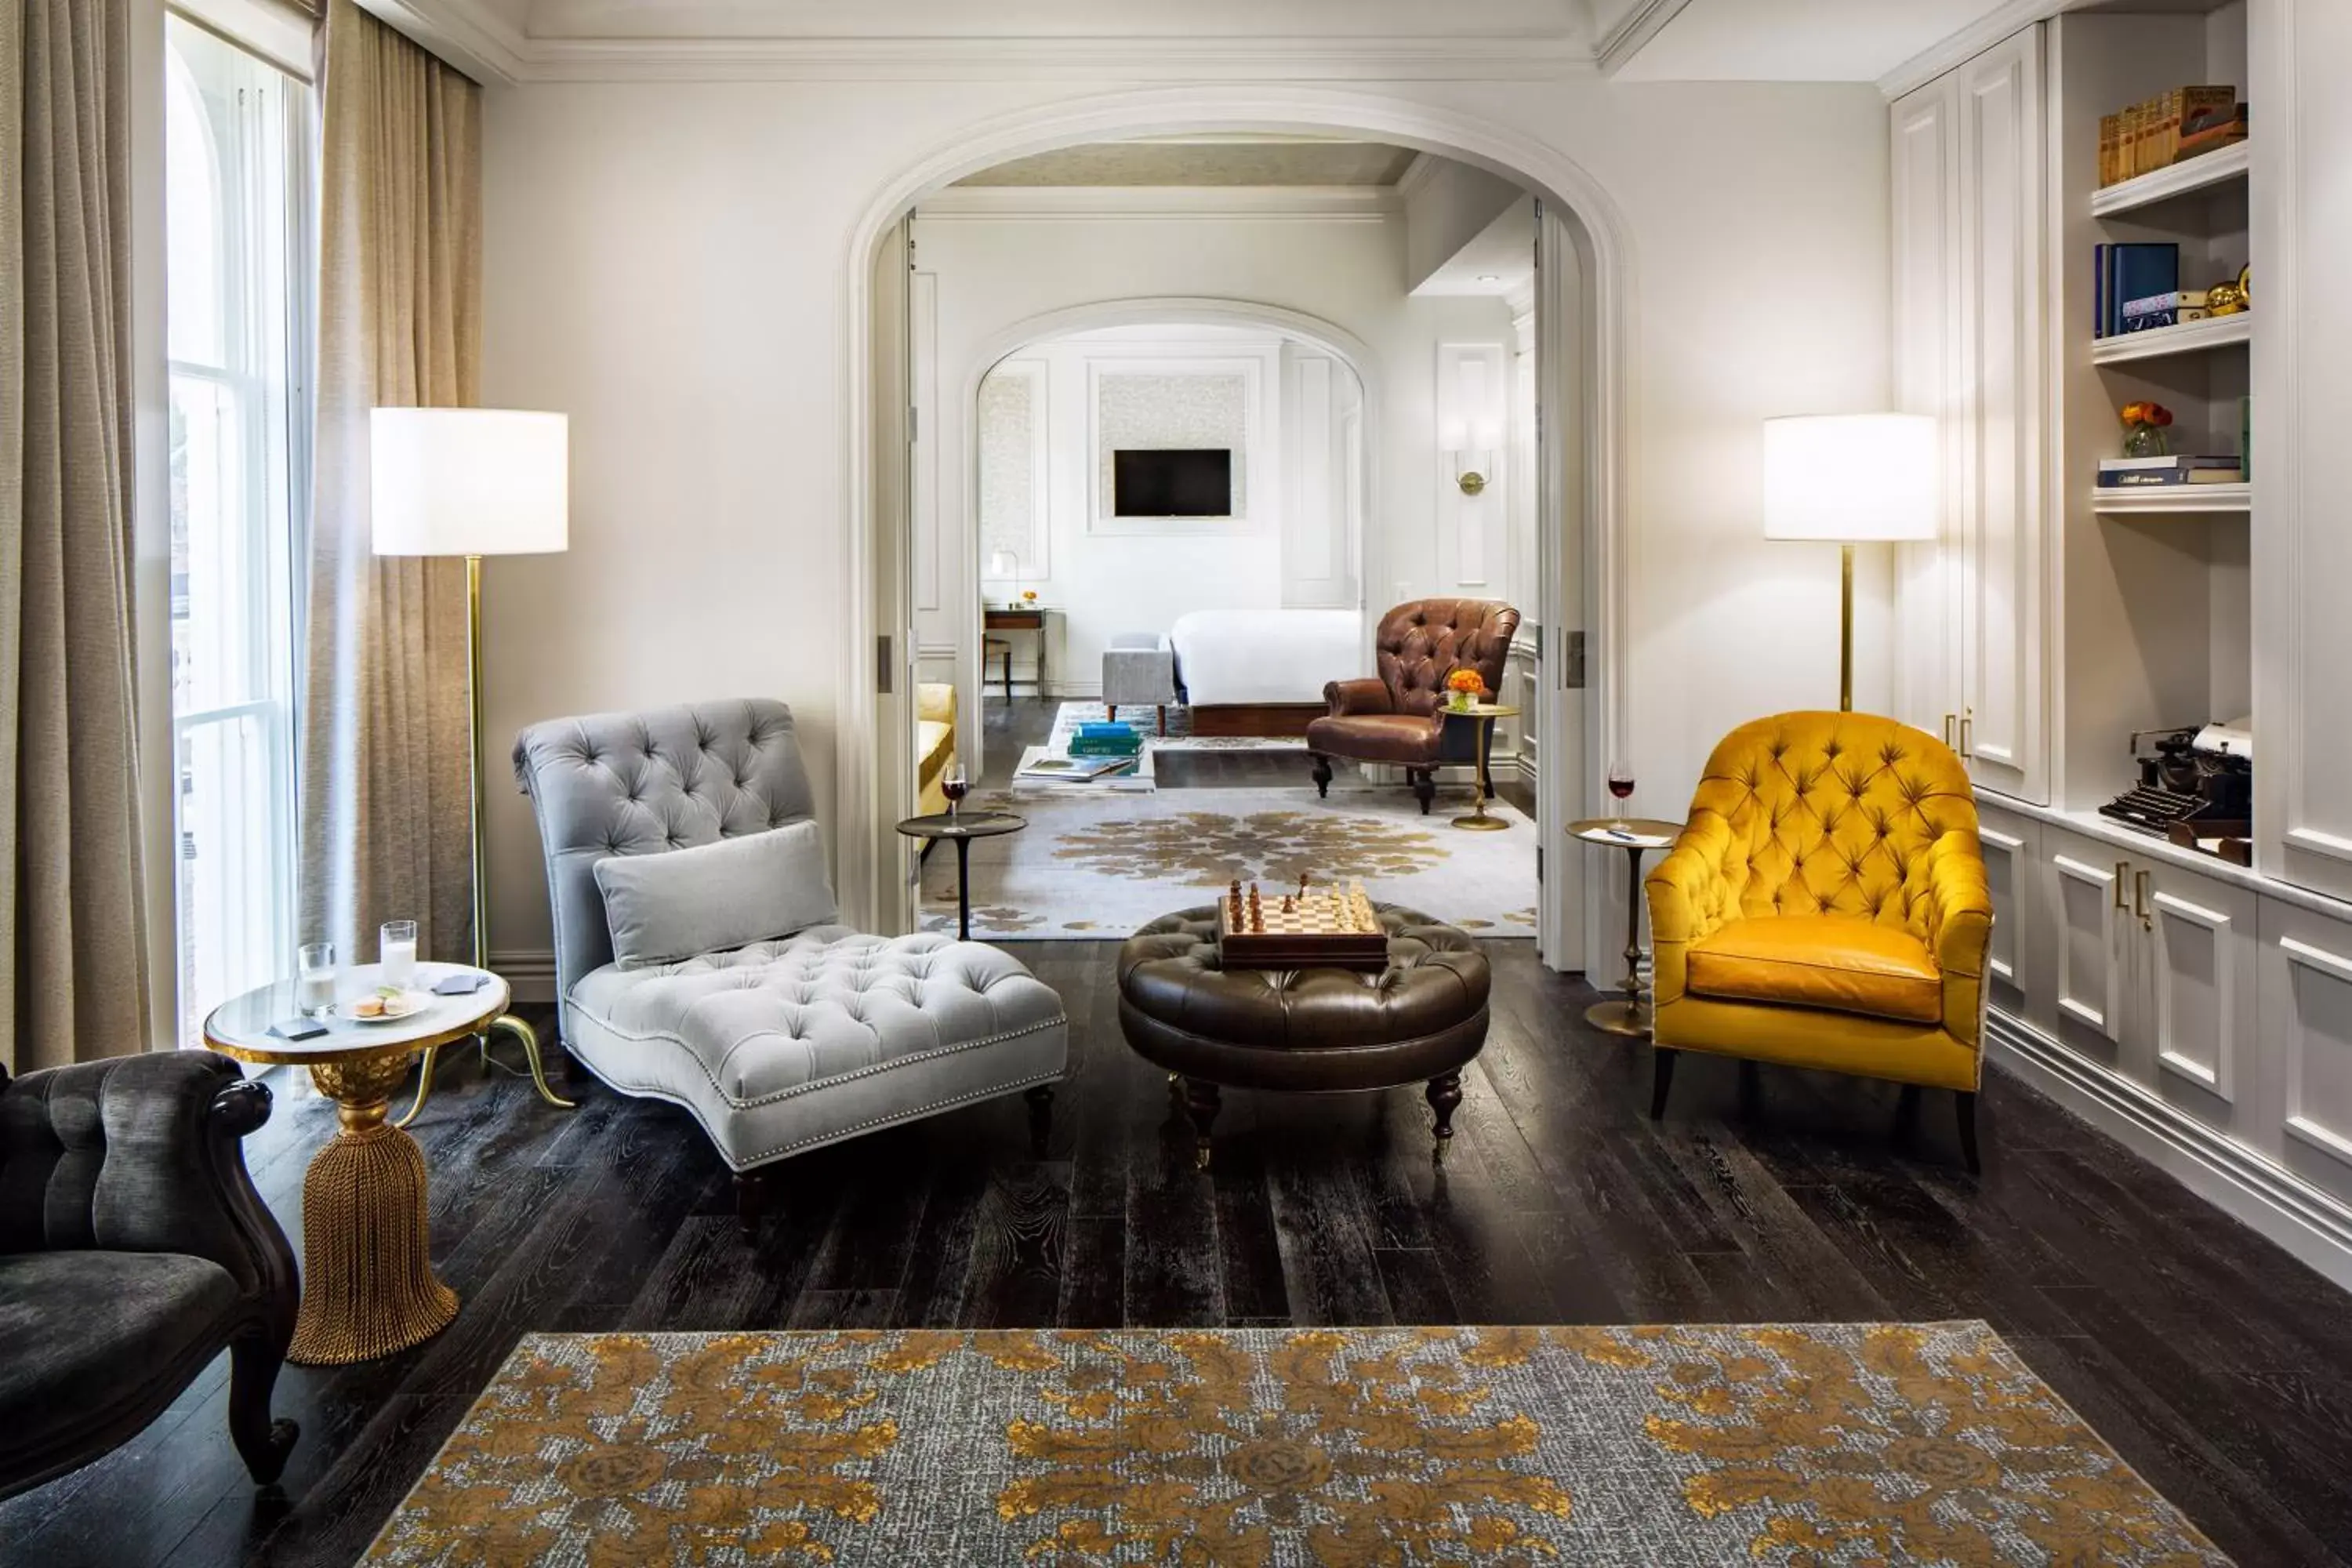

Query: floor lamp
[1762,414,1940,712]
[369,407,575,1123]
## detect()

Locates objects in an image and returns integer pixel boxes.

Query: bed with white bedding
[1167,609,1363,735]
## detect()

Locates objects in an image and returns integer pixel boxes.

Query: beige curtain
[299,0,481,969]
[0,0,151,1073]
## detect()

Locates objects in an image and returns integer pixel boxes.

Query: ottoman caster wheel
[1183,1078,1221,1170]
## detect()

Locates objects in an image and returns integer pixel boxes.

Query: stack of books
[2099,87,2244,187]
[2096,456,2244,488]
[1068,722,1143,758]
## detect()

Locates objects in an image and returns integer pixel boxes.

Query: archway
[952,296,1384,777]
[838,86,1634,975]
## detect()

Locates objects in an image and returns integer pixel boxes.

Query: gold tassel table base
[289,1053,460,1366]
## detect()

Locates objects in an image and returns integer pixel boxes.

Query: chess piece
[1229,879,1243,925]
[1247,884,1262,933]
[1282,895,1294,914]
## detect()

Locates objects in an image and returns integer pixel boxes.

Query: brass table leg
[396,1013,575,1129]
[290,1053,459,1365]
[1585,843,1654,1038]
[1452,714,1511,832]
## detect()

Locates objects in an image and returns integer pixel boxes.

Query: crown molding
[1392,151,1443,200]
[1593,0,1694,78]
[1876,0,2059,100]
[352,2,1599,84]
[916,184,1399,222]
[358,0,531,83]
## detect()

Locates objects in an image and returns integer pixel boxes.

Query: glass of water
[297,943,337,1018]
[380,920,419,989]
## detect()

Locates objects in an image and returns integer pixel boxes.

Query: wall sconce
[1439,349,1507,498]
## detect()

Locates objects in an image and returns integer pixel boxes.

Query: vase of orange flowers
[2121,400,2174,459]
[1444,669,1486,713]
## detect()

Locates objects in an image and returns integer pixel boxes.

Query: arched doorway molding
[839,85,1635,974]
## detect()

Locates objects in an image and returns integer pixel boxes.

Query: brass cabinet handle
[1944,713,1957,746]
[2136,869,2153,931]
[1960,706,1975,759]
[2114,862,2129,912]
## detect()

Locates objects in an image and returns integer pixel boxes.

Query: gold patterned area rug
[365,1323,2226,1566]
[920,786,1538,941]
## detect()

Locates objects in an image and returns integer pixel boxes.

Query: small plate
[328,989,435,1025]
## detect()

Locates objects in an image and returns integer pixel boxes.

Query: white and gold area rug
[919,785,1539,940]
[365,1323,2227,1566]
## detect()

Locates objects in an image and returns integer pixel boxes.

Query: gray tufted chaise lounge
[513,699,1068,1225]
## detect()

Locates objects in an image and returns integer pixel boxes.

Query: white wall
[476,78,1890,971]
[970,325,1361,724]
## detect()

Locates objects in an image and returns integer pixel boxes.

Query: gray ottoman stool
[1103,632,1176,735]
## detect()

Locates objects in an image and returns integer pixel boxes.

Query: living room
[5,0,2350,1563]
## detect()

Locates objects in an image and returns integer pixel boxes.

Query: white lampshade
[370,408,569,557]
[987,549,1017,579]
[1762,413,1938,543]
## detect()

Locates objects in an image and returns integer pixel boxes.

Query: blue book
[1077,722,1133,738]
[2107,244,2178,338]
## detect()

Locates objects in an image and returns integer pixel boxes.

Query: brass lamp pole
[1762,414,1940,713]
[368,408,576,1123]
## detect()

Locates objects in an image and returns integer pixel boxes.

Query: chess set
[1215,877,1390,972]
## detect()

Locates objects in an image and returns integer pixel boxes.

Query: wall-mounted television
[1113,448,1232,517]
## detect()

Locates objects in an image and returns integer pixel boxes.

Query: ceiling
[399,0,2037,85]
[1414,196,1539,299]
[1612,0,2039,82]
[956,138,1420,190]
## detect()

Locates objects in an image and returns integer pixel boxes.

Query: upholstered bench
[514,699,1069,1223]
[1116,904,1490,1167]
[1102,632,1176,735]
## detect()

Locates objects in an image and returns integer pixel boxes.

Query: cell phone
[432,972,489,996]
[270,1017,328,1041]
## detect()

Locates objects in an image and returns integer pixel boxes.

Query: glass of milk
[297,943,336,1018]
[380,920,419,989]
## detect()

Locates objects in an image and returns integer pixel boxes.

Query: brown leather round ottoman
[1116,904,1490,1166]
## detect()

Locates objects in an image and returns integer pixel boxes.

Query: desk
[983,606,1058,700]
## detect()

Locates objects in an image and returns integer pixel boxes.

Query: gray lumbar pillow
[593,820,837,969]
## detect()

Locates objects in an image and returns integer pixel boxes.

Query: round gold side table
[205,963,514,1365]
[1567,817,1686,1038]
[1443,702,1523,832]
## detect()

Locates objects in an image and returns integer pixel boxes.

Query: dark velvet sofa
[0,1049,299,1500]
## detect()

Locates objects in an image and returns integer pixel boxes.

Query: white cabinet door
[2258,899,2352,1207]
[2141,863,2259,1123]
[1890,74,1960,743]
[1953,28,2049,804]
[2042,827,2129,1064]
[1976,806,2035,1014]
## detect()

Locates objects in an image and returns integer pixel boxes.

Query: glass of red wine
[942,762,970,819]
[1607,759,1635,829]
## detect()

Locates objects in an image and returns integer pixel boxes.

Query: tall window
[165,16,310,1043]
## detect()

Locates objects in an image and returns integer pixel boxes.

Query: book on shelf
[2096,243,2179,338]
[2096,85,2239,186]
[2096,456,2245,487]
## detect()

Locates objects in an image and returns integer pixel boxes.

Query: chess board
[1215,881,1391,972]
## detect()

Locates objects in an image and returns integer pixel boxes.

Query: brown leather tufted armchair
[1645,712,1993,1170]
[1307,599,1522,814]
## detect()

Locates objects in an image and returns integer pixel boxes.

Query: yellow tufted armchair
[1644,712,1993,1170]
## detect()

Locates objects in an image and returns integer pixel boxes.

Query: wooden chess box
[1214,898,1391,973]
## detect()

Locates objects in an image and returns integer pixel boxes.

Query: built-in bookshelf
[2057,1,2252,816]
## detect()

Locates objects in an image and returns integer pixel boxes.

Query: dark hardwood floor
[12,700,2352,1566]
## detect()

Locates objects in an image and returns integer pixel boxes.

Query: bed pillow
[593,820,837,969]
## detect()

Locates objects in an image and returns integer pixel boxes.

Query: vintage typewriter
[2098,720,2252,837]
